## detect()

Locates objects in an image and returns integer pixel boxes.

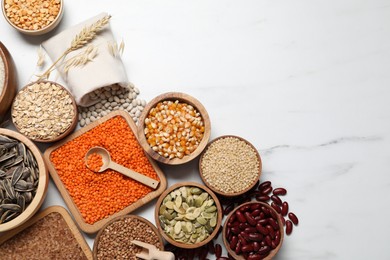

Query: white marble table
[1,0,390,259]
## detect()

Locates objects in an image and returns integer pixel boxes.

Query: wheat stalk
[107,40,125,58]
[63,45,98,75]
[38,15,111,80]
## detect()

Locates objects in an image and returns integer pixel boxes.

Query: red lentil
[87,153,103,172]
[50,116,159,224]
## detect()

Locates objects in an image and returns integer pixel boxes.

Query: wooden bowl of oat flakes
[2,0,63,35]
[11,81,78,143]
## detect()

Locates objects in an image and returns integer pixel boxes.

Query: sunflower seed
[11,166,23,186]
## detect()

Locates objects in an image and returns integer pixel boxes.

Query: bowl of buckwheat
[138,92,211,165]
[2,0,63,35]
[11,81,78,143]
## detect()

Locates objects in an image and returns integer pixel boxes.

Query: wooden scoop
[85,146,159,189]
[131,240,174,260]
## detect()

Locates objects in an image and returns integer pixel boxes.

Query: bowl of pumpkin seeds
[155,182,222,249]
[0,128,48,232]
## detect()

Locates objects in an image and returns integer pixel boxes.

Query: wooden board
[0,206,92,260]
[43,110,167,233]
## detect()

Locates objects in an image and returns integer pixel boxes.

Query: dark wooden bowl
[138,92,211,165]
[154,181,222,249]
[0,42,17,122]
[222,202,284,260]
[199,135,262,197]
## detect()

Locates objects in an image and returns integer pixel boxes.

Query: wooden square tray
[0,206,92,260]
[43,111,167,233]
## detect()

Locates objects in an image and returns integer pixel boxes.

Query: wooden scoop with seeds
[131,240,174,260]
[85,147,159,189]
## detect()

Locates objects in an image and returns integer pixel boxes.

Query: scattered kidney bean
[281,201,289,216]
[208,240,215,254]
[258,181,271,190]
[273,187,287,196]
[215,243,222,258]
[271,195,283,206]
[286,220,293,235]
[260,186,272,195]
[224,203,235,215]
[288,212,299,225]
[271,202,282,213]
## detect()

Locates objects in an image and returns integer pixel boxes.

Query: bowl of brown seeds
[11,81,78,143]
[199,135,262,197]
[93,215,164,260]
[155,182,222,249]
[0,128,48,232]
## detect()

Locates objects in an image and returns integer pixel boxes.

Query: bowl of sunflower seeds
[0,128,48,232]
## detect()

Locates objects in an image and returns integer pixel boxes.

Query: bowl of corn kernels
[138,92,211,165]
[2,0,63,35]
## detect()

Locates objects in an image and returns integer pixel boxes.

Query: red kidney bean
[240,231,251,242]
[217,258,230,260]
[248,233,263,242]
[245,212,257,226]
[259,245,270,254]
[215,243,222,258]
[271,195,283,206]
[236,211,246,223]
[251,209,261,217]
[271,202,281,213]
[208,240,215,254]
[231,226,240,235]
[258,181,271,190]
[228,214,236,223]
[242,244,254,252]
[250,203,261,210]
[255,195,270,202]
[268,218,279,230]
[224,203,235,215]
[239,222,249,230]
[260,186,272,195]
[274,233,281,245]
[256,223,269,235]
[260,241,266,247]
[228,254,235,260]
[265,235,272,246]
[269,208,278,220]
[280,216,285,226]
[244,227,257,233]
[248,254,262,260]
[240,205,251,212]
[261,206,271,216]
[288,212,299,225]
[266,225,275,239]
[257,219,268,226]
[281,202,289,216]
[238,234,248,245]
[235,240,242,255]
[273,187,287,196]
[271,240,278,249]
[230,236,238,250]
[286,220,293,235]
[199,246,208,260]
[253,241,261,251]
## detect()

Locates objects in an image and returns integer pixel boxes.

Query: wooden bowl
[222,202,284,260]
[11,80,78,143]
[93,215,164,259]
[1,0,64,35]
[0,128,49,232]
[154,181,222,249]
[0,206,92,259]
[199,135,262,197]
[138,92,211,165]
[43,110,167,234]
[0,42,17,121]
